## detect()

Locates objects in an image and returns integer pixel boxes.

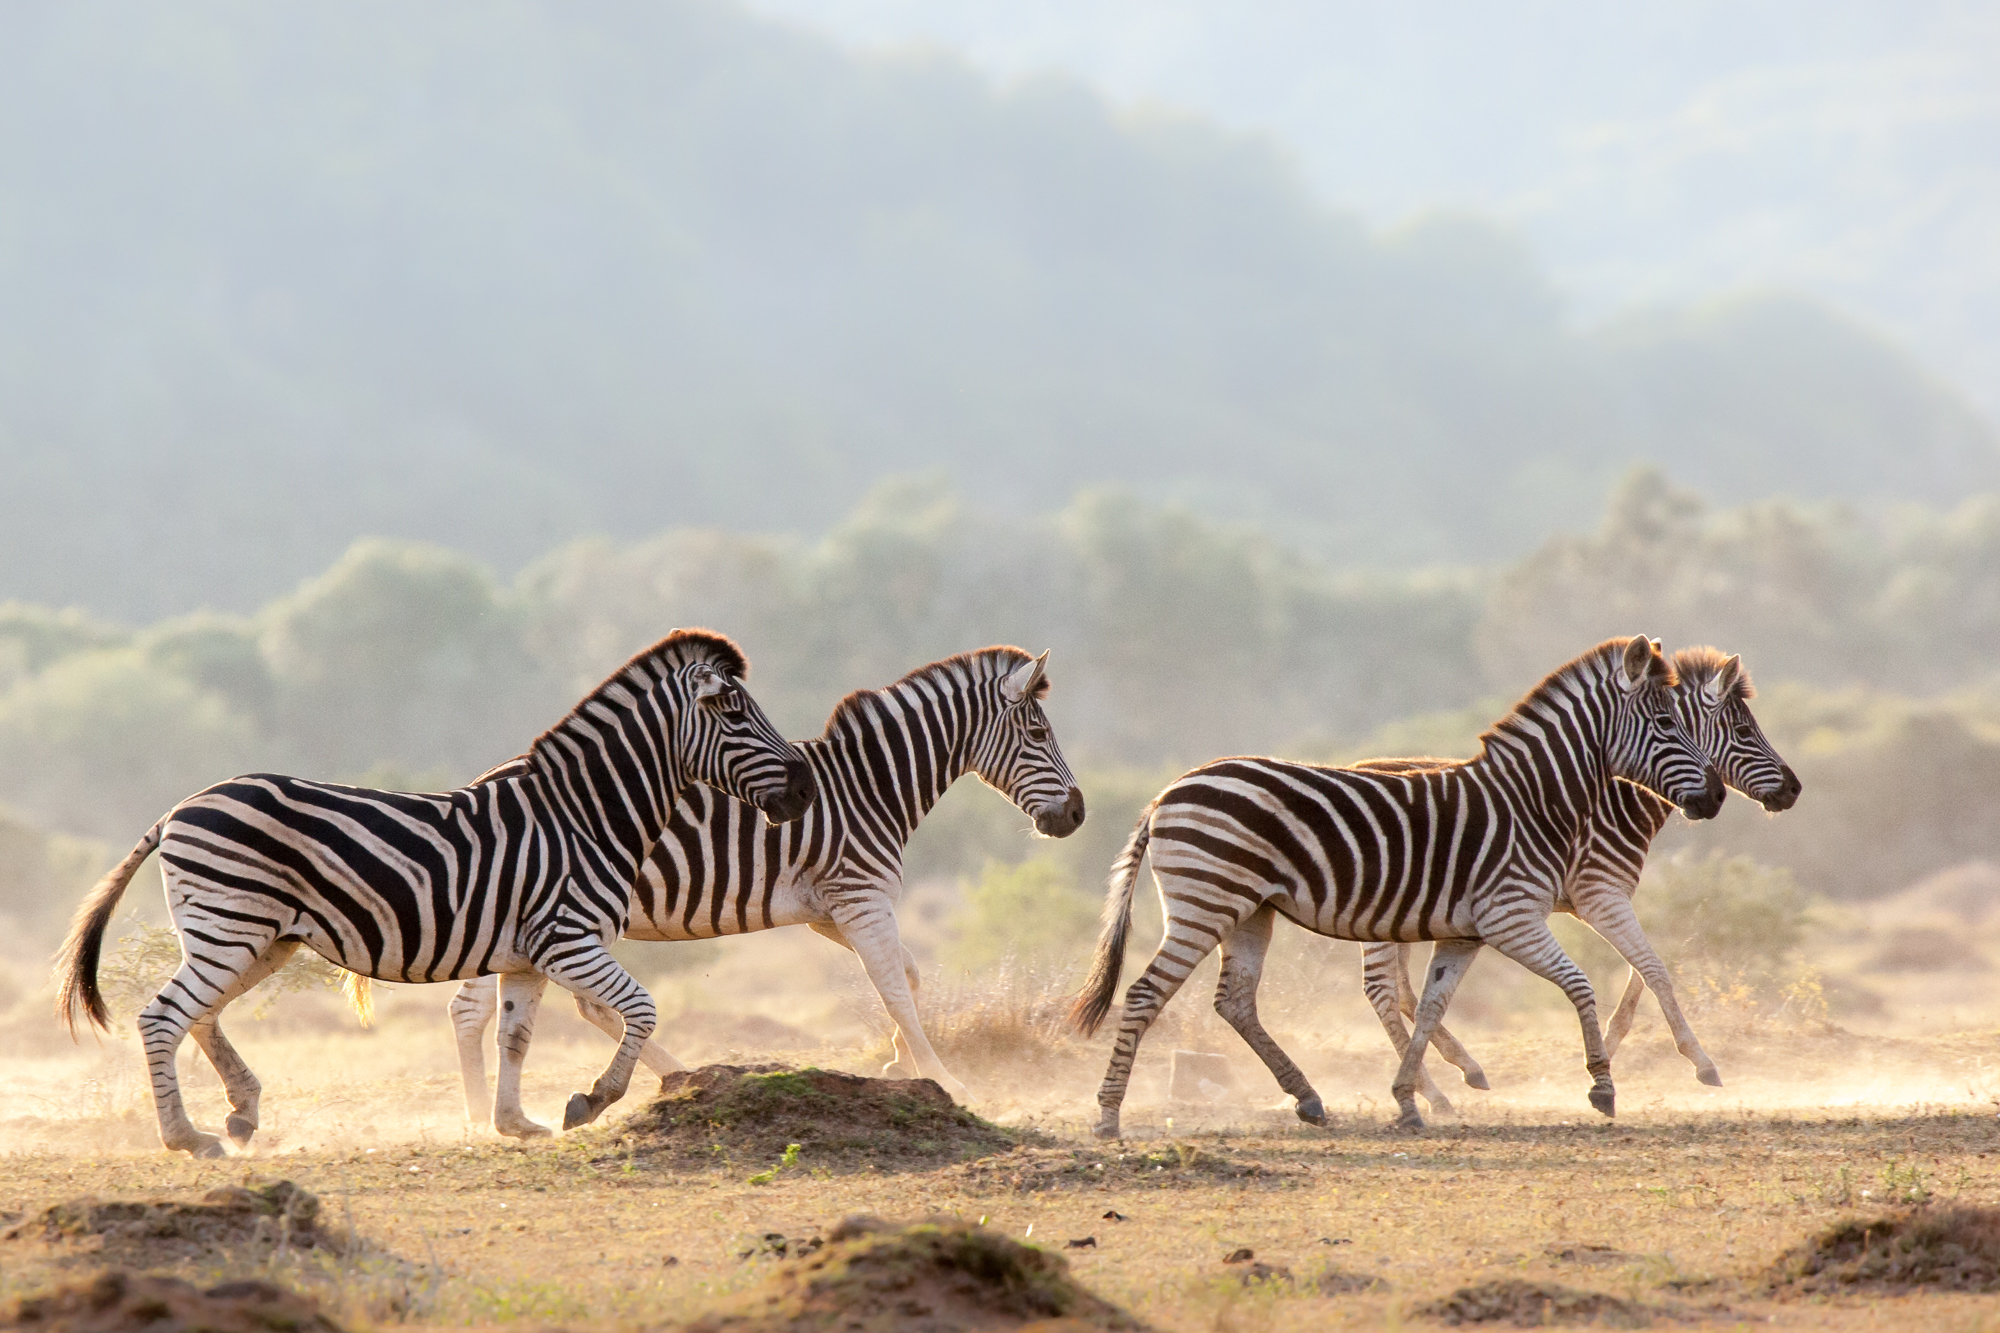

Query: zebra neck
[528,707,674,877]
[824,688,975,846]
[1476,706,1612,847]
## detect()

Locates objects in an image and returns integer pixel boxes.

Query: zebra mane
[1671,645,1754,701]
[819,646,1041,737]
[529,628,751,756]
[1476,637,1674,755]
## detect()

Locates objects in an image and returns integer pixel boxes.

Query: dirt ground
[5,1002,2000,1332]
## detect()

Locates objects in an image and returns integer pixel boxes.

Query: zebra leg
[535,944,658,1131]
[139,918,280,1158]
[1397,944,1490,1091]
[1604,967,1647,1058]
[824,899,968,1100]
[449,976,499,1124]
[187,939,300,1148]
[1475,911,1617,1117]
[809,920,923,1078]
[572,993,685,1076]
[1212,906,1327,1125]
[491,971,554,1139]
[1362,944,1455,1115]
[1569,892,1718,1085]
[1391,938,1483,1131]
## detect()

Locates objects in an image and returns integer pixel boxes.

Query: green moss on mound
[618,1065,1020,1169]
[1768,1205,2000,1294]
[682,1215,1144,1332]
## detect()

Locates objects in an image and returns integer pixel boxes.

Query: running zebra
[1069,636,1724,1134]
[1356,646,1801,1114]
[56,630,813,1156]
[449,646,1084,1130]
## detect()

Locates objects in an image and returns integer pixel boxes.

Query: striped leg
[448,976,500,1124]
[1360,945,1461,1115]
[537,943,658,1130]
[1392,946,1490,1090]
[139,913,281,1158]
[1391,938,1483,1129]
[572,994,685,1075]
[491,971,553,1138]
[808,920,924,1078]
[1604,968,1647,1057]
[187,939,300,1148]
[1089,885,1255,1140]
[1212,905,1326,1125]
[823,894,968,1100]
[1567,890,1718,1085]
[1473,905,1616,1118]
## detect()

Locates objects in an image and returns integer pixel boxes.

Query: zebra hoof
[1464,1069,1492,1091]
[1294,1096,1327,1127]
[1589,1086,1616,1118]
[1394,1105,1425,1132]
[1090,1120,1122,1141]
[562,1093,598,1131]
[225,1113,258,1148]
[1697,1067,1723,1088]
[191,1135,228,1159]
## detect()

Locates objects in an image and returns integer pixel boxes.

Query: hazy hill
[2,0,1993,620]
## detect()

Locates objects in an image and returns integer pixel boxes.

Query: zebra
[447,645,1085,1130]
[55,629,814,1156]
[1354,646,1801,1114]
[1068,635,1725,1135]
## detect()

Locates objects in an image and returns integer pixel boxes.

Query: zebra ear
[1705,654,1743,704]
[1000,651,1049,704]
[1619,636,1659,691]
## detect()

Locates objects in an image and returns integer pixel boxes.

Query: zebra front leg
[572,993,685,1076]
[1570,891,1718,1085]
[187,940,300,1149]
[1390,938,1482,1130]
[1476,911,1616,1117]
[536,944,657,1130]
[1214,907,1327,1126]
[809,920,923,1078]
[1603,967,1647,1058]
[1396,944,1490,1091]
[449,975,500,1125]
[491,972,553,1139]
[825,898,968,1100]
[1363,945,1457,1114]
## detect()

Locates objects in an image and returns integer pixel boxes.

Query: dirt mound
[618,1065,1019,1170]
[957,1145,1308,1193]
[1766,1205,2000,1294]
[1411,1280,1650,1327]
[0,1270,341,1333]
[681,1215,1144,1333]
[2,1182,337,1266]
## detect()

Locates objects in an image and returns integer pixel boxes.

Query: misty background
[3,1,1998,1028]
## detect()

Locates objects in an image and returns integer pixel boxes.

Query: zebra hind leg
[449,976,500,1125]
[491,972,553,1138]
[187,940,300,1148]
[537,945,657,1131]
[1089,902,1239,1141]
[1363,944,1455,1115]
[139,927,280,1157]
[1390,939,1483,1131]
[1213,907,1327,1125]
[1397,945,1491,1092]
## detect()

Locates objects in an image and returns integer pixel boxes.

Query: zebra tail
[341,972,375,1029]
[55,819,166,1038]
[1068,801,1156,1037]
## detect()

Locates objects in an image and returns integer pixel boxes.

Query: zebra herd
[55,629,1796,1157]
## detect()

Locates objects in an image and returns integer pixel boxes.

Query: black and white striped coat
[1354,647,1801,1113]
[449,646,1083,1128]
[1069,636,1724,1134]
[56,630,813,1155]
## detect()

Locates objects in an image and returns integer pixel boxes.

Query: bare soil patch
[615,1065,1021,1171]
[1,1182,339,1268]
[0,1270,340,1333]
[679,1214,1144,1333]
[1766,1204,2000,1294]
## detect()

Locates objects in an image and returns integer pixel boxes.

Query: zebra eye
[1734,722,1756,739]
[1025,723,1050,743]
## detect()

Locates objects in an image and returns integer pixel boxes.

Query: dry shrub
[0,1271,340,1333]
[680,1214,1144,1332]
[616,1065,1020,1171]
[1767,1205,2000,1294]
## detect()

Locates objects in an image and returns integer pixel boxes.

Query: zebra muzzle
[1034,786,1087,837]
[757,758,816,824]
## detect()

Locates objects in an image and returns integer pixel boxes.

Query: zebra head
[969,649,1086,837]
[1671,647,1801,812]
[1604,636,1725,821]
[658,632,815,824]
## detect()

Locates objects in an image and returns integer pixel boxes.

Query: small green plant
[1879,1158,1932,1206]
[748,1142,802,1185]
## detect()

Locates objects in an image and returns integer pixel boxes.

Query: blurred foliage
[97,924,354,1024]
[944,860,1104,973]
[1637,851,1816,980]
